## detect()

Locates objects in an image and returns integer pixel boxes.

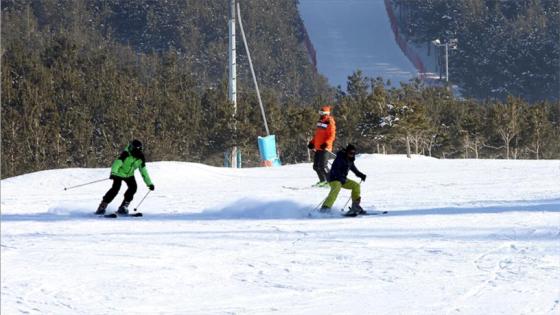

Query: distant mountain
[390,0,560,101]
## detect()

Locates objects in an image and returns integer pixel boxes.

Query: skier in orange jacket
[307,105,336,186]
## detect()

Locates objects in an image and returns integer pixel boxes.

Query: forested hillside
[1,0,331,178]
[1,0,559,179]
[392,0,560,101]
[3,0,329,100]
[335,71,559,161]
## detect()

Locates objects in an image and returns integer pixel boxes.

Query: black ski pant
[102,176,137,204]
[312,150,330,182]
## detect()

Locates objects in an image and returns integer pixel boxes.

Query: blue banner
[257,135,281,167]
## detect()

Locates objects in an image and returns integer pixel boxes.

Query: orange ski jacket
[310,115,336,152]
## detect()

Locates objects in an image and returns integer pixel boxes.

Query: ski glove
[320,143,327,150]
[307,142,314,149]
[148,184,155,191]
[358,174,367,182]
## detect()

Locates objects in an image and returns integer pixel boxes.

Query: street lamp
[432,38,458,83]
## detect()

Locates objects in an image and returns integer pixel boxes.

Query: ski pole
[133,190,151,212]
[63,178,109,191]
[341,195,352,212]
[308,196,329,217]
[312,196,328,212]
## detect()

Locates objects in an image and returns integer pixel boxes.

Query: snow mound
[48,202,92,216]
[199,198,312,219]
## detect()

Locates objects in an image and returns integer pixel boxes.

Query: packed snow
[1,155,559,314]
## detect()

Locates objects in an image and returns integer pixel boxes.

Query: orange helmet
[319,105,331,116]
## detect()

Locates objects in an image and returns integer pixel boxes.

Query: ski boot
[352,198,366,215]
[117,201,130,215]
[94,202,108,215]
[347,198,366,216]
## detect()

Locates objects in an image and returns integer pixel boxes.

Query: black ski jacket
[328,149,365,184]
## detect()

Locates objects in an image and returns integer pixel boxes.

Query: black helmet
[129,139,143,157]
[130,139,143,151]
[345,144,357,159]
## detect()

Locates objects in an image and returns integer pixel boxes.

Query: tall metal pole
[433,38,456,86]
[445,42,449,83]
[228,0,238,167]
[237,2,270,136]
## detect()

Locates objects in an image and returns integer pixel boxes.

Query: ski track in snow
[1,155,560,314]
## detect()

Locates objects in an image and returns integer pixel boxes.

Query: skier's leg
[123,176,138,202]
[318,150,330,182]
[118,177,137,214]
[322,181,342,209]
[97,178,122,214]
[101,178,122,203]
[342,179,363,213]
[312,151,324,182]
[342,179,361,201]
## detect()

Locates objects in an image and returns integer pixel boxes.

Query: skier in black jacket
[321,144,367,215]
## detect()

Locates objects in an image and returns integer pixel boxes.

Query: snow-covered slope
[2,155,559,314]
[298,0,417,88]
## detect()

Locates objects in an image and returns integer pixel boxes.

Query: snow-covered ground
[1,155,559,314]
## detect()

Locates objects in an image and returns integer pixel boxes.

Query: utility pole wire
[237,2,270,136]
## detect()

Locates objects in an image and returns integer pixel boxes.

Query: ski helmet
[346,143,357,155]
[131,139,143,151]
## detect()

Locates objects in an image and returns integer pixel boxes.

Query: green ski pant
[322,179,361,208]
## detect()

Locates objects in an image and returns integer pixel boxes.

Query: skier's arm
[325,118,336,151]
[139,159,153,187]
[350,164,366,181]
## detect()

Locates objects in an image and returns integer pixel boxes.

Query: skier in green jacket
[95,140,154,215]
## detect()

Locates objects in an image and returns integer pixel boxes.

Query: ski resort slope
[1,155,559,315]
[298,0,417,88]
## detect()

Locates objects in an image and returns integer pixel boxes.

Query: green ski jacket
[110,145,153,186]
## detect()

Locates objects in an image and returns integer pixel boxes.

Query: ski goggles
[318,110,330,116]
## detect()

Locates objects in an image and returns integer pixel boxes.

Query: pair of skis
[100,212,143,218]
[309,208,388,218]
[342,209,388,217]
[100,191,150,218]
[282,184,328,191]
